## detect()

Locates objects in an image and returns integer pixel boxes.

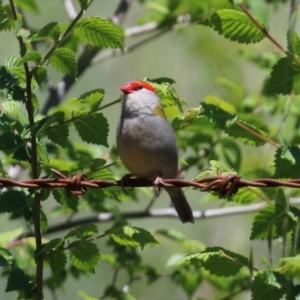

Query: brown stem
[239,3,300,68]
[9,1,43,298]
[235,120,280,148]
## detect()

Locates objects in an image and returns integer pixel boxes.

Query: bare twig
[11,198,300,239]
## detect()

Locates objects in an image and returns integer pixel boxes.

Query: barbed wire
[2,169,300,197]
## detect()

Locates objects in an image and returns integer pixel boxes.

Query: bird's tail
[165,187,194,223]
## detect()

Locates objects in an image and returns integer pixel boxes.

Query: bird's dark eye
[137,85,143,90]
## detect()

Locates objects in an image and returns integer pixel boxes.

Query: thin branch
[10,199,300,239]
[8,0,43,298]
[239,3,300,68]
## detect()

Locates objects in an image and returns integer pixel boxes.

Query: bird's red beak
[120,83,133,94]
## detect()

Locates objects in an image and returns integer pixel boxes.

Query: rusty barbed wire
[1,169,300,197]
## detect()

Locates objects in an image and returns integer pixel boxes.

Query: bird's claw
[120,173,134,195]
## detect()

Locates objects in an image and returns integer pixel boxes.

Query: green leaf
[227,187,263,204]
[64,224,98,240]
[19,51,42,64]
[264,57,300,95]
[78,89,105,111]
[220,138,241,170]
[200,9,265,44]
[40,238,64,255]
[110,225,160,250]
[52,189,79,212]
[73,17,124,49]
[31,22,60,41]
[0,191,27,214]
[86,168,114,180]
[0,67,26,102]
[0,132,23,152]
[74,113,109,146]
[2,100,27,125]
[250,189,296,240]
[47,251,67,275]
[14,0,39,13]
[34,66,47,85]
[49,47,77,77]
[40,209,48,233]
[6,268,30,292]
[46,124,69,147]
[0,5,15,31]
[200,101,237,128]
[252,272,285,300]
[172,108,201,131]
[13,145,31,161]
[37,140,49,165]
[274,146,300,178]
[182,246,249,277]
[69,241,100,272]
[278,255,300,277]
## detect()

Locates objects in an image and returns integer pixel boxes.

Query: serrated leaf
[0,5,15,31]
[40,208,48,233]
[49,48,77,77]
[37,140,49,164]
[0,132,23,152]
[40,238,64,255]
[220,138,241,170]
[69,241,100,272]
[46,124,69,147]
[182,247,249,276]
[19,51,42,64]
[225,113,269,146]
[52,189,79,212]
[87,168,114,180]
[64,224,98,240]
[78,89,105,111]
[200,101,237,129]
[252,272,285,300]
[264,57,300,95]
[251,189,296,240]
[13,145,31,161]
[2,100,27,125]
[0,191,27,214]
[74,113,109,146]
[31,22,60,41]
[274,146,300,178]
[5,268,31,292]
[278,255,300,277]
[172,108,201,131]
[73,17,124,49]
[0,67,26,102]
[34,66,47,85]
[200,9,265,44]
[110,225,160,250]
[47,251,67,275]
[227,187,264,204]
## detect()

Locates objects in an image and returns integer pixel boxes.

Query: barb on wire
[2,169,300,197]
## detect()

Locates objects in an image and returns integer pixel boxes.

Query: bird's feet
[120,173,134,195]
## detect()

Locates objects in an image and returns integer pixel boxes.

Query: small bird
[116,80,194,223]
